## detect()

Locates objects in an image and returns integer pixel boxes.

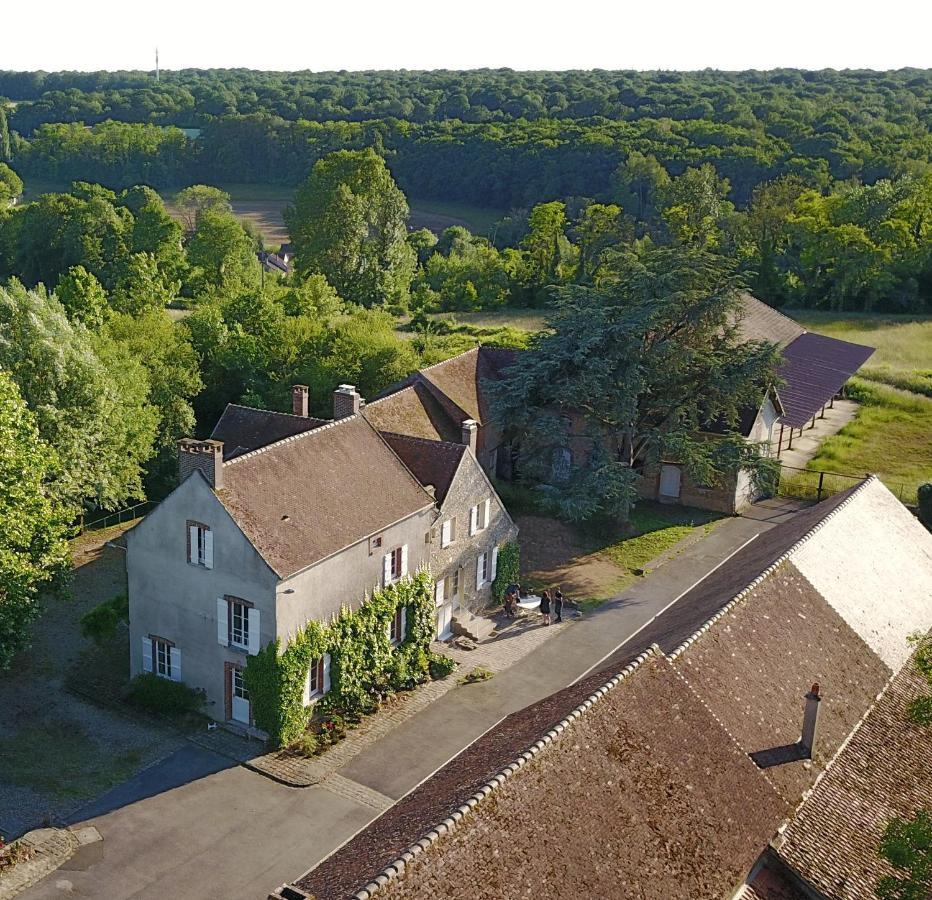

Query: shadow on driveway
[64,744,236,826]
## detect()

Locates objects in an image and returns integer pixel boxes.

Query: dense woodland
[0,68,931,663]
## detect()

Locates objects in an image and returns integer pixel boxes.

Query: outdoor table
[517,594,541,611]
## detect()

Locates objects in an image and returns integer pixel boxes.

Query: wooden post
[817,471,825,502]
[777,423,784,458]
[819,403,826,419]
[809,415,816,430]
[829,395,835,409]
[787,428,794,451]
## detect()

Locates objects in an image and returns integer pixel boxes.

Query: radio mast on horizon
[155,48,160,82]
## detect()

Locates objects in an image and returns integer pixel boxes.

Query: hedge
[244,570,436,747]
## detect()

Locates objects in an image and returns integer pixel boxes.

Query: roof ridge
[666,476,878,662]
[741,292,809,338]
[415,345,480,377]
[223,402,321,423]
[361,382,417,409]
[379,431,467,454]
[348,646,662,900]
[222,412,358,467]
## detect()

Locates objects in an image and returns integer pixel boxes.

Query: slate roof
[217,416,434,578]
[735,294,874,429]
[776,331,876,428]
[379,433,467,504]
[210,404,326,460]
[294,655,788,900]
[768,645,932,899]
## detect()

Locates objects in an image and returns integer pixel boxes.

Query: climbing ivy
[244,569,436,747]
[491,541,521,603]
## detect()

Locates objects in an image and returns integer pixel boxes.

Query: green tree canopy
[173,184,232,233]
[184,209,259,296]
[285,148,416,308]
[487,246,781,520]
[878,810,932,900]
[0,280,159,510]
[0,370,70,670]
[55,265,108,328]
[0,162,22,206]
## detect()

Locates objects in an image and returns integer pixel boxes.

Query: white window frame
[230,598,250,650]
[188,521,213,568]
[441,518,455,548]
[470,500,491,536]
[476,551,490,587]
[389,606,407,646]
[384,544,408,586]
[154,638,172,679]
[303,653,331,704]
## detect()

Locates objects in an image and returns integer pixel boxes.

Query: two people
[538,587,564,625]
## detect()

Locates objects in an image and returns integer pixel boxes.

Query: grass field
[407,198,506,236]
[784,378,932,505]
[428,308,548,332]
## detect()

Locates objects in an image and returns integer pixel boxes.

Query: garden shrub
[460,666,495,684]
[428,652,457,680]
[80,593,129,644]
[491,541,521,603]
[126,673,205,716]
[244,570,436,747]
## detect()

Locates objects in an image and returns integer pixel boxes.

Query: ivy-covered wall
[491,541,521,603]
[243,570,436,747]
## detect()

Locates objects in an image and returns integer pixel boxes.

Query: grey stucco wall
[126,473,279,721]
[431,451,518,616]
[275,507,436,641]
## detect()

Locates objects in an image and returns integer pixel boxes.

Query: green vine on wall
[491,541,521,603]
[243,569,437,747]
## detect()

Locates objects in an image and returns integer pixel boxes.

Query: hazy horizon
[5,0,930,73]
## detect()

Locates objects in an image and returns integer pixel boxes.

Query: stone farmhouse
[274,476,932,900]
[360,296,873,516]
[126,385,516,728]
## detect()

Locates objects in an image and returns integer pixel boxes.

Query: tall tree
[0,371,70,670]
[878,810,932,900]
[614,152,670,224]
[0,280,158,510]
[55,265,108,328]
[184,209,259,296]
[521,201,569,288]
[0,162,22,206]
[661,163,734,250]
[0,106,11,163]
[173,184,233,234]
[285,149,416,307]
[573,203,625,281]
[487,246,781,520]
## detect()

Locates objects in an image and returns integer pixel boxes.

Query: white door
[659,464,682,500]
[231,668,250,724]
[436,602,453,639]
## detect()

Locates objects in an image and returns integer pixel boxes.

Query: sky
[5,0,931,72]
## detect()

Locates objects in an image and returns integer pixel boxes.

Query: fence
[78,500,160,534]
[778,465,916,506]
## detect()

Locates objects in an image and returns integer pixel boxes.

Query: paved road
[20,511,782,900]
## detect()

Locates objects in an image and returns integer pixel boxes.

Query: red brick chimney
[461,419,478,455]
[292,385,309,418]
[800,682,821,758]
[333,384,363,419]
[178,439,224,489]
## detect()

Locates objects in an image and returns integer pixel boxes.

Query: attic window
[281,514,291,522]
[369,535,383,555]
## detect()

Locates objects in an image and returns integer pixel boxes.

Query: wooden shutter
[400,544,408,577]
[169,647,182,683]
[441,519,452,547]
[483,498,491,529]
[203,529,214,569]
[383,551,392,586]
[435,578,445,606]
[188,525,198,563]
[217,598,228,646]
[476,554,484,586]
[247,608,260,655]
[469,505,478,536]
[400,607,407,642]
[142,636,153,673]
[491,545,499,581]
[323,653,332,694]
[303,661,312,706]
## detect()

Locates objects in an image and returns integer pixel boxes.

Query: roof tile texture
[672,561,891,803]
[377,658,787,900]
[379,433,466,504]
[210,404,325,460]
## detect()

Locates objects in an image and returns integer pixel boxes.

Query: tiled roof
[363,382,462,443]
[773,647,932,899]
[379,433,466,504]
[298,655,787,900]
[671,560,891,804]
[218,416,433,578]
[776,332,875,428]
[210,404,326,460]
[736,293,806,349]
[418,346,517,425]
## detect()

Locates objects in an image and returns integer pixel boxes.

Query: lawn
[427,308,548,333]
[783,378,932,505]
[407,198,506,236]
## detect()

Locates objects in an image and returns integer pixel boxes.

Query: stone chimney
[178,439,224,489]
[292,384,309,418]
[800,682,821,758]
[461,419,478,455]
[333,384,363,419]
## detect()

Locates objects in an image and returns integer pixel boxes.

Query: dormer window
[187,521,213,568]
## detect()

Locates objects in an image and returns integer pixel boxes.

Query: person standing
[553,587,563,623]
[539,590,551,626]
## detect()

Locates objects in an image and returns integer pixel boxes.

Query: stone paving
[211,609,573,788]
[0,829,79,900]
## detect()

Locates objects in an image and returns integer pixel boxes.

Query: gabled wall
[126,472,279,720]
